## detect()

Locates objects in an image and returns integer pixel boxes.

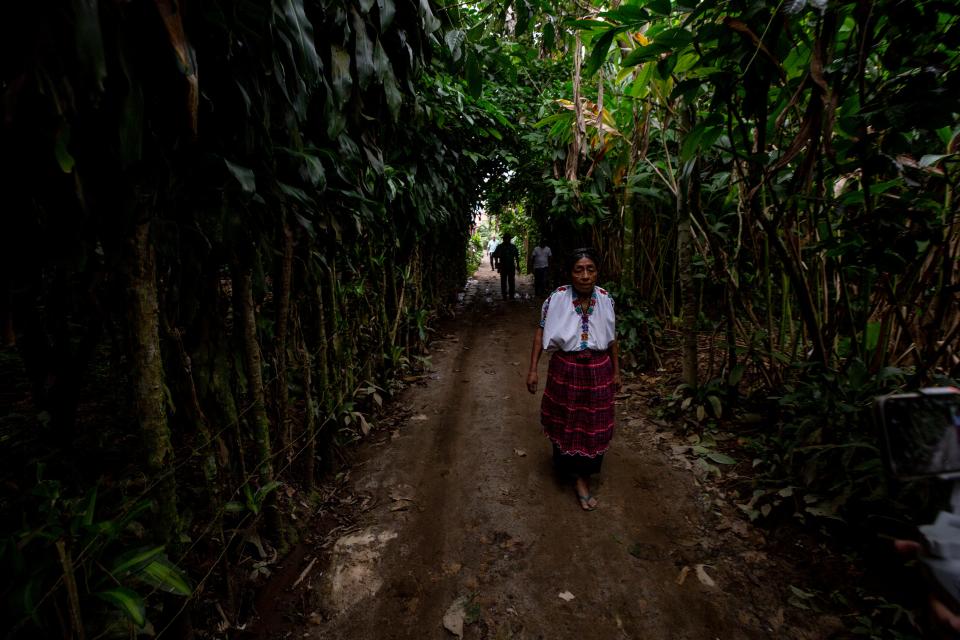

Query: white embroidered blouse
[539,285,616,352]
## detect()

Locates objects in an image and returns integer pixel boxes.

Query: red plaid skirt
[541,350,615,458]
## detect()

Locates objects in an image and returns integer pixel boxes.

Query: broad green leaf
[352,9,374,90]
[280,0,320,81]
[566,19,608,29]
[279,182,314,205]
[112,546,166,576]
[81,486,98,527]
[601,6,650,23]
[919,153,953,167]
[628,62,656,97]
[419,0,441,35]
[373,40,402,120]
[727,364,745,386]
[533,113,570,129]
[54,126,75,174]
[654,27,692,49]
[445,30,465,62]
[707,394,722,418]
[377,0,395,31]
[679,122,707,163]
[515,0,531,36]
[543,21,556,51]
[864,321,881,353]
[585,28,619,77]
[707,451,736,464]
[254,480,283,503]
[622,43,670,66]
[74,0,107,89]
[96,588,146,628]
[139,557,193,596]
[466,50,482,99]
[647,0,672,15]
[225,160,256,193]
[330,45,353,111]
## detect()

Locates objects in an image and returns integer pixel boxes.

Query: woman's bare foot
[575,477,598,511]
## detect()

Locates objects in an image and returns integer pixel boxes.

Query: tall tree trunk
[620,103,642,290]
[234,265,284,545]
[315,277,335,473]
[566,32,586,185]
[678,201,697,386]
[167,321,222,511]
[295,307,316,489]
[128,221,179,543]
[274,223,294,461]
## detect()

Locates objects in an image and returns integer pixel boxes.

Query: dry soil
[257,261,836,640]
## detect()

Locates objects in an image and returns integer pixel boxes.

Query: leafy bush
[466,232,484,275]
[742,362,930,528]
[1,466,192,636]
[604,282,662,371]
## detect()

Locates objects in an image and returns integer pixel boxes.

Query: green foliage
[0,467,190,635]
[467,232,484,274]
[604,283,662,370]
[0,0,521,635]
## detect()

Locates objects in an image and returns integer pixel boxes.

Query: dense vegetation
[1,0,958,637]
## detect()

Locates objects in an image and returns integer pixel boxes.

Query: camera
[877,387,960,606]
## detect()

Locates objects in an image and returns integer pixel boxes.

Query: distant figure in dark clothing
[492,233,521,300]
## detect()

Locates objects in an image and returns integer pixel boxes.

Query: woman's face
[571,257,598,294]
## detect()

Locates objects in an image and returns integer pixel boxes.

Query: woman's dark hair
[566,247,600,273]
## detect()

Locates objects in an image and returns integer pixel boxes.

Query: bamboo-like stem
[296,307,316,489]
[129,220,179,542]
[274,222,295,460]
[56,540,85,640]
[234,265,284,544]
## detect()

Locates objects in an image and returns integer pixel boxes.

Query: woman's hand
[613,371,622,393]
[526,370,538,394]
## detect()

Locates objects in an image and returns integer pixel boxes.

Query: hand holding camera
[879,387,960,635]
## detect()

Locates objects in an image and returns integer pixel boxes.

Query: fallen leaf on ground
[410,414,428,422]
[695,564,716,587]
[442,597,468,638]
[514,448,527,457]
[770,607,785,629]
[390,484,416,502]
[676,566,690,586]
[740,550,768,565]
[558,591,575,601]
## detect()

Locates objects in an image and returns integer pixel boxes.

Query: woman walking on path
[526,248,620,510]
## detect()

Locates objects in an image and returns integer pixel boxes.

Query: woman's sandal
[576,493,598,511]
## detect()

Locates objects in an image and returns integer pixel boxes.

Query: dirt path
[260,262,833,639]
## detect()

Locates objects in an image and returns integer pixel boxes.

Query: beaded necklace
[571,288,597,350]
